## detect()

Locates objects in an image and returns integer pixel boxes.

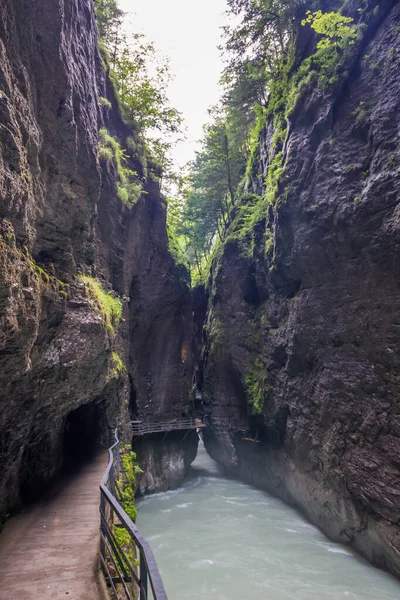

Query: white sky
[118,0,229,168]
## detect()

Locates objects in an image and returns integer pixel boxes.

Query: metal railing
[131,417,205,435]
[100,430,167,600]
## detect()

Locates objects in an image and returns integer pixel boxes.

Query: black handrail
[100,430,167,600]
[131,417,205,435]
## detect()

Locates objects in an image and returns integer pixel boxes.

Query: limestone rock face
[0,0,195,522]
[133,431,198,496]
[201,0,400,578]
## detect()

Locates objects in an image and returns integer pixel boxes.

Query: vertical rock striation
[0,0,195,523]
[201,0,400,578]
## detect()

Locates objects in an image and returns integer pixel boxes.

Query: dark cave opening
[63,402,104,462]
[19,401,106,506]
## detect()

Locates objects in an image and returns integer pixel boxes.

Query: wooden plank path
[131,417,206,436]
[0,453,108,600]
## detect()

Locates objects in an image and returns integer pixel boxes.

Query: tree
[95,0,124,48]
[94,0,183,169]
[112,36,182,136]
[221,62,267,154]
[301,10,357,51]
[166,107,248,282]
[223,0,306,82]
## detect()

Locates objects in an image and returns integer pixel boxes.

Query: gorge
[137,442,400,599]
[0,0,399,593]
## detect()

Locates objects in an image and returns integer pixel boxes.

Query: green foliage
[170,1,307,282]
[167,107,247,283]
[112,40,182,137]
[231,194,265,236]
[265,151,284,207]
[265,231,274,256]
[288,10,357,93]
[302,10,357,51]
[353,101,368,124]
[168,4,359,290]
[252,7,358,132]
[113,526,133,557]
[98,128,142,207]
[244,356,265,415]
[111,351,127,377]
[98,96,112,110]
[24,252,69,298]
[166,225,190,275]
[78,275,122,334]
[94,0,182,180]
[32,263,50,283]
[111,445,142,571]
[94,0,123,43]
[117,446,143,522]
[209,318,229,353]
[122,447,143,482]
[225,194,266,259]
[245,105,267,181]
[223,0,305,92]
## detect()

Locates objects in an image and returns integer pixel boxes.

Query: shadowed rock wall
[0,0,195,522]
[201,0,400,578]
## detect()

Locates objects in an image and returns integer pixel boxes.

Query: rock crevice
[0,0,196,522]
[200,0,400,578]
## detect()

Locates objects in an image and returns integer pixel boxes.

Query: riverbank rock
[201,0,400,578]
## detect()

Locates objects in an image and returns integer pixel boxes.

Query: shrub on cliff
[78,275,122,334]
[94,0,182,165]
[98,128,143,207]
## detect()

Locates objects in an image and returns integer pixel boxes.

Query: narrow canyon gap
[0,0,399,591]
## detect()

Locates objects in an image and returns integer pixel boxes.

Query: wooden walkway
[131,417,205,436]
[0,454,108,600]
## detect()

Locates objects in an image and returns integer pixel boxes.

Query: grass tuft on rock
[78,275,122,334]
[98,128,143,207]
[244,356,266,415]
[111,351,127,377]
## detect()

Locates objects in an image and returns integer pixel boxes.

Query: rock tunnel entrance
[19,400,107,505]
[63,401,104,462]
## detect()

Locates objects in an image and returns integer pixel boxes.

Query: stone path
[0,453,108,600]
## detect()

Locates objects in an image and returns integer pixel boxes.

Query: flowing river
[137,442,400,600]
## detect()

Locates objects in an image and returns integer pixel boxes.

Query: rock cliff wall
[201,0,400,578]
[0,0,195,523]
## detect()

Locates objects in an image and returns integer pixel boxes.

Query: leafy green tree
[112,36,182,136]
[176,2,360,285]
[94,0,183,171]
[223,0,306,82]
[189,110,245,223]
[302,10,357,51]
[167,107,247,281]
[95,0,124,49]
[220,63,265,159]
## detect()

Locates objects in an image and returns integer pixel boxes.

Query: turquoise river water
[137,442,400,600]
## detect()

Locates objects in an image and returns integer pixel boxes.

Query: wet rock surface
[201,0,400,578]
[134,431,199,496]
[0,0,194,522]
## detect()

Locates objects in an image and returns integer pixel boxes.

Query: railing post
[100,489,106,561]
[114,429,122,476]
[140,554,148,600]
